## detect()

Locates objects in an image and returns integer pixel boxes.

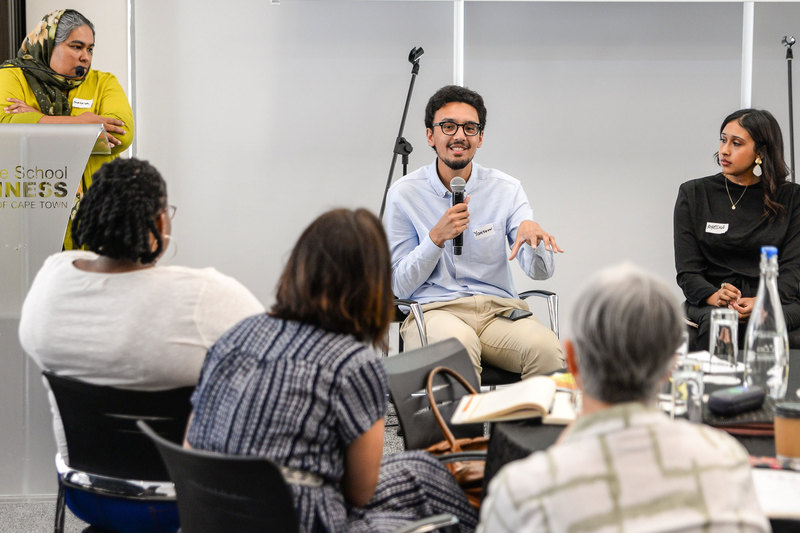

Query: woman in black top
[674,109,800,350]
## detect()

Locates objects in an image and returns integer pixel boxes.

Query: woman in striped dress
[185,208,477,532]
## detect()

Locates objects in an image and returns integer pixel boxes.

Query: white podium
[0,124,106,496]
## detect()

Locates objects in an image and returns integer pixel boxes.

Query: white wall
[133,0,454,305]
[467,1,744,326]
[133,0,798,336]
[752,2,800,173]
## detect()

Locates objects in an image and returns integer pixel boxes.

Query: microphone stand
[784,36,796,183]
[379,47,424,219]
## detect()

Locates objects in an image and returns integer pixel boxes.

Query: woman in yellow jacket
[0,9,134,249]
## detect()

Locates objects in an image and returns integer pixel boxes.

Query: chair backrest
[384,338,484,450]
[137,421,300,533]
[43,371,193,480]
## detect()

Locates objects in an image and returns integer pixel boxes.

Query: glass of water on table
[671,356,704,423]
[707,308,742,386]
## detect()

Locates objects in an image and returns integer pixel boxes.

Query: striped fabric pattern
[187,314,476,533]
[479,403,770,533]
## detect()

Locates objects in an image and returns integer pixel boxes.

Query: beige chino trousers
[400,295,564,383]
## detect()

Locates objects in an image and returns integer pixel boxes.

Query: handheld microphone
[450,177,466,255]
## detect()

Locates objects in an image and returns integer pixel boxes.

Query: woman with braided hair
[19,158,264,533]
[0,8,134,248]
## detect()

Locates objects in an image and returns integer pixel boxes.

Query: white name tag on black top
[706,222,729,234]
[72,97,92,109]
[473,223,495,239]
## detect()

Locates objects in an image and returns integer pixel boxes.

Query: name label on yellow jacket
[71,97,93,109]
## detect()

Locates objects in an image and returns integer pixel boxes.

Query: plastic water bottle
[743,246,790,400]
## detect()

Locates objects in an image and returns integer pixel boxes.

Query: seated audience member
[19,158,264,532]
[186,208,478,533]
[384,85,564,382]
[674,108,800,350]
[479,263,769,533]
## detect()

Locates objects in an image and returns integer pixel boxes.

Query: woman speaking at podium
[0,8,134,249]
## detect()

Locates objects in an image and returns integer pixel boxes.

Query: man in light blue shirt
[384,85,564,381]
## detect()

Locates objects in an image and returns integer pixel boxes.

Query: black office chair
[43,371,193,533]
[137,421,461,533]
[384,338,485,450]
[137,420,298,533]
[384,339,489,511]
[395,289,560,388]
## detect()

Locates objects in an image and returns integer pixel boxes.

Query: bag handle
[426,366,479,453]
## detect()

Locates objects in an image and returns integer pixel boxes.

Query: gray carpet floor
[0,408,406,532]
[0,500,86,533]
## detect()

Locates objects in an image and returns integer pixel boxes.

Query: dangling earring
[753,156,763,177]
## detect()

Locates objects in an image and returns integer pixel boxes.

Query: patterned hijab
[2,9,87,116]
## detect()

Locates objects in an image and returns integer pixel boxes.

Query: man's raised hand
[509,220,564,260]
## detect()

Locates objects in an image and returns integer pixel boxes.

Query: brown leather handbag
[424,366,488,509]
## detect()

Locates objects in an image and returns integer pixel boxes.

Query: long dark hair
[270,208,394,348]
[71,158,167,264]
[716,109,790,220]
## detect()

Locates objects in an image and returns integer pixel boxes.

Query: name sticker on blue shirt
[72,97,93,109]
[705,222,729,234]
[473,223,495,239]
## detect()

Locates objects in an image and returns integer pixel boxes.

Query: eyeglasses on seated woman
[19,157,263,533]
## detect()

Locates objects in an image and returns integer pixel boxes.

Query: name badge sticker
[473,223,495,240]
[706,222,729,234]
[72,97,93,109]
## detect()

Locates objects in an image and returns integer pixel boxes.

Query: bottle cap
[761,245,778,258]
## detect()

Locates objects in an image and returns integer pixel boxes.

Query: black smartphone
[707,386,765,416]
[494,309,533,321]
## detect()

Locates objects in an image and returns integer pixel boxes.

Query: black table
[484,350,800,529]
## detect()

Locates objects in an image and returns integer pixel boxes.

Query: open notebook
[450,374,577,425]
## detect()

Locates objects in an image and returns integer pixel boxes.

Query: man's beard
[438,143,472,171]
[441,156,471,171]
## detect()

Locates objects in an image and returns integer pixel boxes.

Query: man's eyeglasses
[432,121,483,136]
[167,205,177,220]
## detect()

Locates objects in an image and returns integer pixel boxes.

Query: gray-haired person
[478,263,769,533]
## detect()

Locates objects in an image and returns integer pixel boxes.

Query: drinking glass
[671,357,704,423]
[676,329,689,359]
[708,308,741,385]
[660,331,693,418]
